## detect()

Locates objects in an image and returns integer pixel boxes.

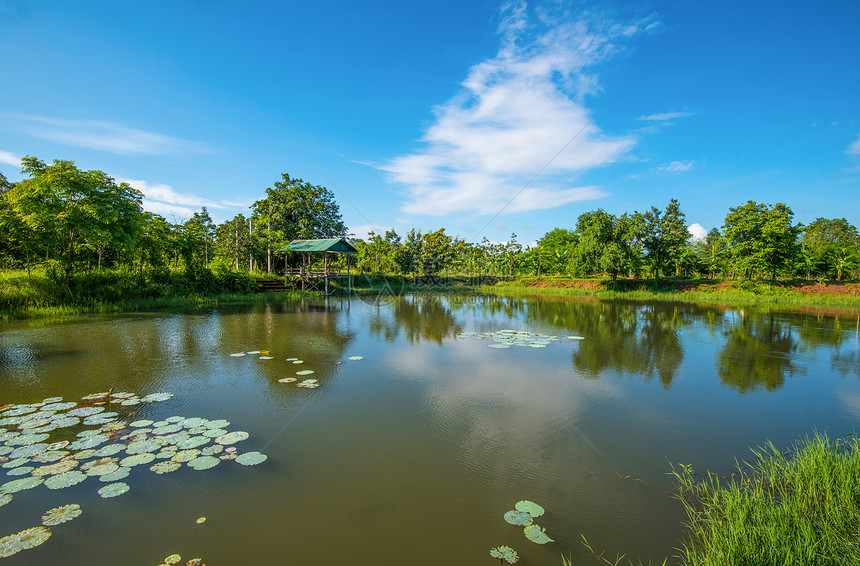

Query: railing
[285,268,351,277]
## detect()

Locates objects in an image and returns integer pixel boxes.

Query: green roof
[280,238,358,254]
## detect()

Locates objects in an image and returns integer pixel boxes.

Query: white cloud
[119,177,226,221]
[0,113,209,156]
[687,223,707,240]
[349,223,398,241]
[656,160,693,174]
[637,111,693,121]
[377,3,649,217]
[847,133,860,155]
[0,149,20,166]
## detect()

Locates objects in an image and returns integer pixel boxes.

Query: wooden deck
[284,268,352,295]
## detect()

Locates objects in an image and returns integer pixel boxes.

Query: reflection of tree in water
[717,312,805,392]
[366,295,463,345]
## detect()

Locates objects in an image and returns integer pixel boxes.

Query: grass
[672,432,860,566]
[0,268,311,321]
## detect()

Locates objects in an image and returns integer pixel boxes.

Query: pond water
[1,293,859,565]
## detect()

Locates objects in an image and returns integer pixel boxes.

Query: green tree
[572,210,640,280]
[722,201,801,281]
[801,217,859,280]
[7,157,143,286]
[640,198,691,279]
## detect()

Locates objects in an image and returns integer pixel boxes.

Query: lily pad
[1,476,44,493]
[94,444,125,457]
[215,431,249,445]
[235,451,267,466]
[182,417,208,428]
[13,526,51,550]
[82,459,120,477]
[32,459,78,477]
[187,456,220,470]
[348,356,364,360]
[490,546,519,564]
[98,482,130,498]
[150,461,181,474]
[153,424,183,435]
[0,494,10,507]
[10,444,47,459]
[230,353,246,357]
[278,378,297,383]
[44,471,86,489]
[130,419,154,428]
[42,503,82,526]
[523,524,554,544]
[515,500,545,518]
[6,466,35,476]
[69,434,110,451]
[292,360,304,364]
[141,392,173,403]
[296,370,315,376]
[259,356,274,360]
[172,449,201,463]
[568,335,585,340]
[165,554,182,565]
[201,444,223,456]
[66,406,104,417]
[99,467,131,482]
[120,453,156,467]
[504,510,534,526]
[206,419,230,429]
[177,436,210,450]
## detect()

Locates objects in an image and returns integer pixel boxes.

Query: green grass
[0,268,311,321]
[672,432,860,566]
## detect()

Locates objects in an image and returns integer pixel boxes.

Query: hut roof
[280,238,358,255]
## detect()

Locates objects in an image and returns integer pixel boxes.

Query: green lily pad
[206,419,230,429]
[98,482,130,498]
[42,503,82,526]
[66,406,104,417]
[99,467,130,482]
[6,466,35,476]
[10,444,47,459]
[504,510,533,526]
[292,360,304,364]
[44,470,86,490]
[177,436,210,449]
[126,439,162,454]
[348,356,364,360]
[201,444,223,456]
[69,434,109,451]
[13,526,51,550]
[172,449,201,463]
[296,370,315,375]
[235,451,267,466]
[152,424,183,435]
[130,419,154,428]
[187,456,220,470]
[182,417,208,428]
[94,443,125,457]
[490,545,519,564]
[0,494,11,507]
[523,524,554,544]
[2,457,32,469]
[32,459,78,477]
[141,392,173,403]
[215,431,249,445]
[515,500,545,517]
[150,461,181,474]
[0,476,43,494]
[120,453,156,467]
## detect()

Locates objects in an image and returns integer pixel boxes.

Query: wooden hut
[280,238,358,294]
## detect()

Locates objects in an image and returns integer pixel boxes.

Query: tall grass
[672,432,860,566]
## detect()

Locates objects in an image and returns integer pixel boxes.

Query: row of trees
[0,158,347,285]
[351,199,859,282]
[1,156,857,285]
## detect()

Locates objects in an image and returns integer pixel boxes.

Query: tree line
[1,156,857,286]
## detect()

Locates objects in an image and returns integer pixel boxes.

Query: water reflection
[365,295,463,345]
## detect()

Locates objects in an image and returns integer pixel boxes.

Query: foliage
[640,198,691,279]
[673,432,860,566]
[722,201,802,281]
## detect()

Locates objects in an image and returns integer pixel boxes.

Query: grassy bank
[486,277,860,308]
[0,268,310,321]
[673,432,860,566]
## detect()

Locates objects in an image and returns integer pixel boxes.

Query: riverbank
[485,277,860,308]
[0,269,310,321]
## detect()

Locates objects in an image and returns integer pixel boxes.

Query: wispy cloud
[656,160,694,174]
[0,113,210,156]
[637,111,693,121]
[847,133,860,155]
[687,223,707,240]
[0,149,19,166]
[377,2,652,216]
[120,177,225,220]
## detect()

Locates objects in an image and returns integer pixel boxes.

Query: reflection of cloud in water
[838,389,860,420]
[384,343,624,491]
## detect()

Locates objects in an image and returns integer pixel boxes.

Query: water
[1,294,858,565]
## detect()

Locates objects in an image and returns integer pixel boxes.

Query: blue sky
[1,0,858,246]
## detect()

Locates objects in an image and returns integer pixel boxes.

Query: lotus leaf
[98,482,130,498]
[490,546,519,564]
[348,356,364,360]
[6,466,34,476]
[515,500,545,518]
[206,419,230,429]
[150,461,181,474]
[73,449,97,460]
[44,470,85,489]
[182,417,208,428]
[152,420,169,427]
[2,458,31,469]
[568,335,585,340]
[196,517,206,524]
[153,424,183,435]
[69,434,109,451]
[219,453,237,461]
[0,446,11,456]
[33,459,80,477]
[165,554,181,564]
[177,436,210,450]
[51,416,81,428]
[94,444,124,457]
[235,451,267,466]
[121,398,141,406]
[0,416,25,426]
[126,439,162,454]
[32,450,70,463]
[82,459,120,477]
[248,350,260,354]
[523,524,554,544]
[83,415,118,426]
[14,526,51,550]
[292,360,304,364]
[42,503,82,526]
[99,467,130,482]
[172,449,201,463]
[215,431,249,445]
[202,428,228,438]
[503,510,533,526]
[0,533,22,558]
[278,378,297,383]
[1,406,36,417]
[67,406,104,417]
[76,429,103,437]
[201,443,223,456]
[156,450,174,459]
[296,370,315,375]
[41,396,64,404]
[0,494,10,507]
[81,392,109,400]
[187,456,220,470]
[120,453,156,467]
[7,433,50,446]
[141,392,173,403]
[488,344,511,349]
[100,421,127,432]
[259,356,274,360]
[130,419,154,428]
[10,444,48,459]
[230,352,246,357]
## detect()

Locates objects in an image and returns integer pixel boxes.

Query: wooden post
[347,255,351,294]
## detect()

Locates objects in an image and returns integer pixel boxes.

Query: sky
[1,0,858,247]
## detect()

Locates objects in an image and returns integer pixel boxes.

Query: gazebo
[280,238,358,294]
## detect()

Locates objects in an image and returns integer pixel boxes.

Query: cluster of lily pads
[458,330,585,349]
[490,500,553,565]
[0,390,268,558]
[158,552,204,565]
[230,350,364,389]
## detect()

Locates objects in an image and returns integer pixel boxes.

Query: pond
[1,293,859,565]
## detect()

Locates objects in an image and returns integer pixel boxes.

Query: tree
[572,210,640,280]
[640,198,691,279]
[722,201,801,281]
[534,228,577,275]
[801,217,859,280]
[7,157,143,286]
